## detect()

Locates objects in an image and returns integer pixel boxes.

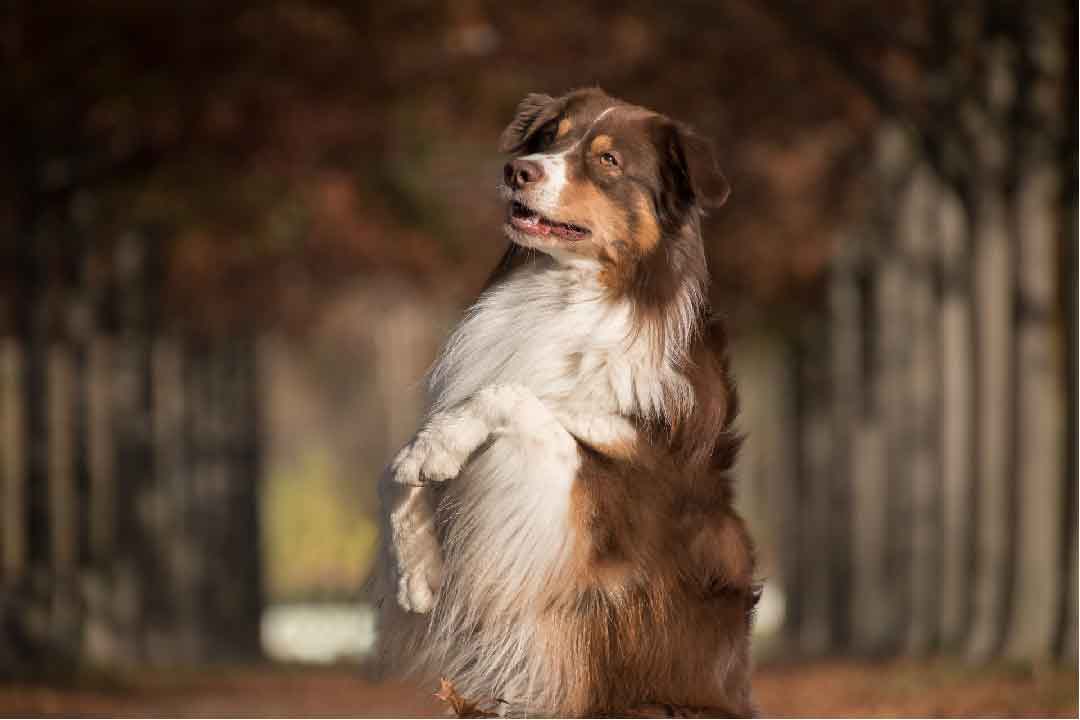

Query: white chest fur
[395,258,694,708]
[429,257,691,420]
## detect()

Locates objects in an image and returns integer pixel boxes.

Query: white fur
[383,481,444,613]
[518,150,568,216]
[378,255,700,712]
[515,105,620,219]
[380,95,715,702]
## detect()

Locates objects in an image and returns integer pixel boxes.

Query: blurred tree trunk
[0,340,25,583]
[781,336,807,646]
[186,346,218,658]
[938,188,974,651]
[87,335,114,565]
[46,344,81,654]
[109,232,157,662]
[795,320,833,653]
[0,339,26,671]
[1,19,267,672]
[222,340,263,658]
[1003,3,1067,660]
[875,126,915,652]
[763,0,1073,664]
[9,180,65,669]
[771,340,801,643]
[83,331,116,662]
[45,347,75,578]
[850,254,888,653]
[152,337,198,661]
[731,333,799,639]
[1004,155,1063,660]
[903,165,943,653]
[966,36,1016,661]
[186,341,263,661]
[1058,1,1078,663]
[828,239,857,650]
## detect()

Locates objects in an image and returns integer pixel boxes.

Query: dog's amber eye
[600,152,619,167]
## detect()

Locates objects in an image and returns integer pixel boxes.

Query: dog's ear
[676,125,730,209]
[652,118,730,229]
[499,93,560,154]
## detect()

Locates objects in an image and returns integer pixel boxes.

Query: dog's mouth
[509,201,590,241]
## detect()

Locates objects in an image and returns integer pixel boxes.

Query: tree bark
[966,188,1014,659]
[1057,0,1078,663]
[828,238,858,650]
[902,166,943,653]
[782,337,808,645]
[152,337,198,661]
[966,37,1017,660]
[850,255,889,653]
[87,336,114,565]
[731,331,800,642]
[879,248,914,652]
[0,340,25,583]
[109,232,157,663]
[1002,160,1064,660]
[795,321,833,654]
[1003,5,1067,655]
[938,187,974,651]
[46,346,77,579]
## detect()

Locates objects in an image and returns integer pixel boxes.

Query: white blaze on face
[515,151,569,217]
[514,106,619,217]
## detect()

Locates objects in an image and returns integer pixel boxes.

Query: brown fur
[492,89,757,717]
[533,319,755,717]
[500,89,725,308]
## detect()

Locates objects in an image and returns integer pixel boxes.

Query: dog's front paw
[396,551,444,614]
[391,522,445,614]
[390,432,466,487]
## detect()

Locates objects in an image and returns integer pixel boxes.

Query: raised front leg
[389,384,575,486]
[385,383,579,613]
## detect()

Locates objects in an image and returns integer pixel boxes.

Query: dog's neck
[427,253,702,422]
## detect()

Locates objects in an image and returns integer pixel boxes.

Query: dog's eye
[538,124,558,147]
[600,152,619,167]
[526,121,559,153]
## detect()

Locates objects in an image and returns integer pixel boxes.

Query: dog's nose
[504,159,544,189]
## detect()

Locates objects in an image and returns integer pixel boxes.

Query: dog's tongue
[513,212,551,234]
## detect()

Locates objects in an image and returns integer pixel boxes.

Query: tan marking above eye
[590,134,613,153]
[557,117,573,138]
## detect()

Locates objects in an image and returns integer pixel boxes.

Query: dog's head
[499,88,728,285]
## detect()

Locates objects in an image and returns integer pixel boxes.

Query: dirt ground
[0,660,1075,718]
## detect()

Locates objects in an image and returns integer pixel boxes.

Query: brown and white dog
[376,88,758,717]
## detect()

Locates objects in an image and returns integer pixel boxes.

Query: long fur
[379,258,696,703]
[375,88,756,717]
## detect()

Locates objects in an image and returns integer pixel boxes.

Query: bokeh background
[0,1,1076,716]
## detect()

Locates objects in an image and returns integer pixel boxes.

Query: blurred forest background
[0,0,1076,715]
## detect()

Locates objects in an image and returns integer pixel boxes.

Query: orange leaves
[434,678,500,718]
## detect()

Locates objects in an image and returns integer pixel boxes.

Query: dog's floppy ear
[653,118,730,227]
[676,125,730,209]
[499,93,560,153]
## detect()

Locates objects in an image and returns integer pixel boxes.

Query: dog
[375,88,758,717]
